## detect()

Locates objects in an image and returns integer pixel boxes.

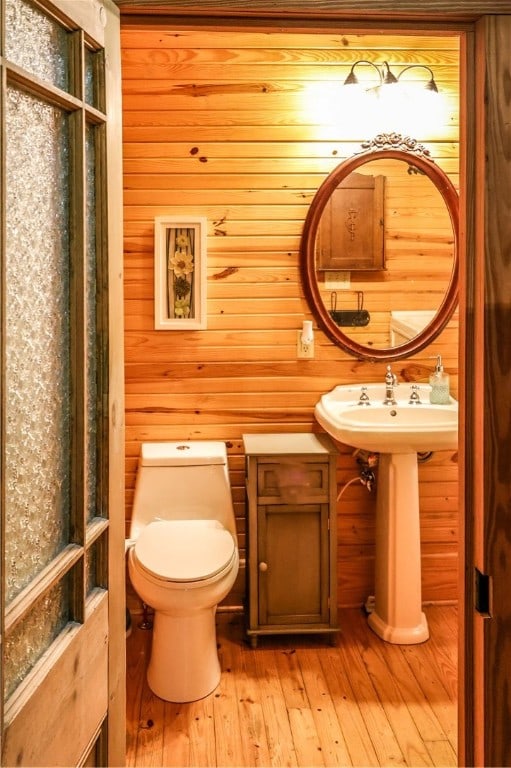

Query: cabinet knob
[259,561,268,573]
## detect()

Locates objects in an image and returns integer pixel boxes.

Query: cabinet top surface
[242,432,337,456]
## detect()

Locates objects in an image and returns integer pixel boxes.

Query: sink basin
[315,381,459,645]
[314,383,458,453]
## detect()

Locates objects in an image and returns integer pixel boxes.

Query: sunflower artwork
[154,216,207,330]
[168,228,195,320]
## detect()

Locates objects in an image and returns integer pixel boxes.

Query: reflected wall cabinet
[316,172,385,271]
[243,433,339,647]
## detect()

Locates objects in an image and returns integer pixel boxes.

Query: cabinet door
[317,172,385,271]
[257,504,329,626]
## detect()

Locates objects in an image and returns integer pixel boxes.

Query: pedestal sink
[315,382,458,644]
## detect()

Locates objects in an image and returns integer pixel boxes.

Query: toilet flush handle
[259,561,268,573]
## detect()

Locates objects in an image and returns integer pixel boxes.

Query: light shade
[381,61,398,85]
[343,60,385,88]
[397,64,439,92]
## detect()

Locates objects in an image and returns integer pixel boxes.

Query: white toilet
[127,441,239,703]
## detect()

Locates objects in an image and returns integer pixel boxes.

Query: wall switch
[297,330,315,359]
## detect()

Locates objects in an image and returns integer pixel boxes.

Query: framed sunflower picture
[154,215,207,330]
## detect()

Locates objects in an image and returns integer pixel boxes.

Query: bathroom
[123,20,460,615]
[123,16,460,766]
[2,2,510,766]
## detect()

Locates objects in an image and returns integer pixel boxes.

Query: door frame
[461,14,511,768]
[104,1,127,764]
[116,3,511,764]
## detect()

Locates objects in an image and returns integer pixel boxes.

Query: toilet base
[147,607,221,702]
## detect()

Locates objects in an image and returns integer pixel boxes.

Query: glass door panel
[4,86,71,603]
[5,0,70,92]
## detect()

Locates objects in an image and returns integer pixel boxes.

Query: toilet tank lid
[140,441,227,466]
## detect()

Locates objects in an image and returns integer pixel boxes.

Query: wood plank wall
[122,24,460,607]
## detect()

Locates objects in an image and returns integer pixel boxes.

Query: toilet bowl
[127,441,239,702]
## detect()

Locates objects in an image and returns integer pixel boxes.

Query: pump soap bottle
[429,355,450,404]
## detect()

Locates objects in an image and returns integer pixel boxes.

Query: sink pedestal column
[368,452,429,644]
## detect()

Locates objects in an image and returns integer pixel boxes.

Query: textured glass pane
[5,0,69,92]
[4,578,70,700]
[86,543,97,595]
[85,47,102,109]
[4,87,71,603]
[85,48,96,106]
[86,535,107,594]
[86,124,99,522]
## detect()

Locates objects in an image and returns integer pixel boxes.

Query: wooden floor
[126,606,457,767]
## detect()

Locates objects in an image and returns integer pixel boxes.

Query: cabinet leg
[249,636,258,649]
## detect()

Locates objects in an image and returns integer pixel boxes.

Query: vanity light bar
[343,60,439,92]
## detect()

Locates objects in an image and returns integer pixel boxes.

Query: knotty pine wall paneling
[122,25,460,608]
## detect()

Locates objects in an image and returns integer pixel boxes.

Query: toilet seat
[133,519,236,583]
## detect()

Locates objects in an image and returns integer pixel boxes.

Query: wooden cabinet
[243,433,339,647]
[317,171,385,271]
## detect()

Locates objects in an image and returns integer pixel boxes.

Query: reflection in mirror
[300,135,459,361]
[316,158,455,350]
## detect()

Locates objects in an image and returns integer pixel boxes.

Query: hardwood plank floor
[126,606,457,767]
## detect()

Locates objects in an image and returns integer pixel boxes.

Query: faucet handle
[358,386,371,406]
[409,384,421,404]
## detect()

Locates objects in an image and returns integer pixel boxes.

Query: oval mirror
[300,134,459,361]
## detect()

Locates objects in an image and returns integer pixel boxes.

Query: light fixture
[381,61,399,86]
[343,59,382,87]
[396,64,439,92]
[341,60,443,136]
[343,60,439,94]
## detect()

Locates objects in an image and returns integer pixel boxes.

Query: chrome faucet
[383,365,398,405]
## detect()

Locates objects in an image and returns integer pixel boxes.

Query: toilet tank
[129,441,237,540]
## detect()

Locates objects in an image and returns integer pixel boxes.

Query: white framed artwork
[154,215,207,330]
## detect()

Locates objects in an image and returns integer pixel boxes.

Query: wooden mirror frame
[299,134,459,362]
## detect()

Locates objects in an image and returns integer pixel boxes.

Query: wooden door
[0,1,125,765]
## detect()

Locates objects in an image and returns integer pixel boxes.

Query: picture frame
[154,215,207,330]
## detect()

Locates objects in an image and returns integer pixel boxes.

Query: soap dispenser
[429,355,450,404]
